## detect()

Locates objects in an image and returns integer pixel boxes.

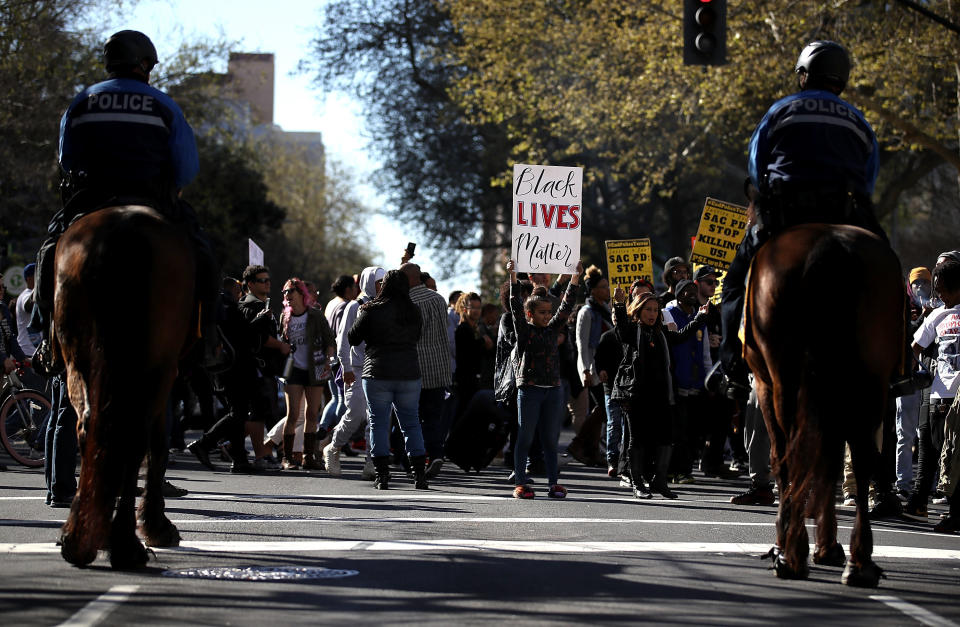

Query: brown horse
[743,223,904,587]
[54,205,195,569]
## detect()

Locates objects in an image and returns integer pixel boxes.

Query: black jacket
[594,328,623,397]
[348,299,422,380]
[611,302,706,406]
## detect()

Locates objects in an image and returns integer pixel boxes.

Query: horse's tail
[790,228,899,499]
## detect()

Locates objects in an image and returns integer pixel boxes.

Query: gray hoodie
[337,266,385,369]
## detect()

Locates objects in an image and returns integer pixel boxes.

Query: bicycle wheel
[0,389,51,468]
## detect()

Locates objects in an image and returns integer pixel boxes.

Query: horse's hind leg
[108,460,149,570]
[60,374,113,566]
[843,428,883,587]
[757,381,808,579]
[813,436,845,567]
[140,406,180,547]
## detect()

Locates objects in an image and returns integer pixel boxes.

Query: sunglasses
[282,288,298,297]
[251,277,271,284]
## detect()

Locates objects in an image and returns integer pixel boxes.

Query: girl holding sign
[506,258,583,499]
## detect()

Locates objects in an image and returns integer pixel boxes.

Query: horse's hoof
[764,546,810,579]
[842,561,884,588]
[60,533,97,567]
[142,521,181,548]
[110,535,149,570]
[813,542,846,567]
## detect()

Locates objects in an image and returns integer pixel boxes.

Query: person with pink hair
[278,277,336,470]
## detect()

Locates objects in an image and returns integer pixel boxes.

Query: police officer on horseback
[33,30,218,374]
[706,41,889,400]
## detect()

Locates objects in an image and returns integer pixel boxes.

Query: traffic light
[683,0,727,66]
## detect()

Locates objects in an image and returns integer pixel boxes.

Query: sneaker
[231,461,264,475]
[607,466,617,478]
[253,457,268,471]
[902,501,928,520]
[361,458,376,481]
[730,486,775,506]
[322,443,342,477]
[548,484,568,499]
[871,492,903,518]
[425,458,444,479]
[932,494,949,505]
[728,460,748,473]
[187,440,216,471]
[842,495,857,507]
[513,485,535,499]
[259,455,280,470]
[619,475,633,488]
[933,516,958,534]
[162,480,189,497]
[675,473,696,485]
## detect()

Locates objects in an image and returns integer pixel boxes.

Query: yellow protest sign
[690,197,749,270]
[605,238,653,288]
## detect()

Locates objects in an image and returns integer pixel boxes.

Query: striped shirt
[410,284,453,389]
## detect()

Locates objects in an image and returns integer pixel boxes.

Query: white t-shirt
[15,288,40,355]
[914,304,960,399]
[287,312,309,369]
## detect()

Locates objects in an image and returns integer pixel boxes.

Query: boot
[281,434,300,470]
[411,455,429,490]
[651,445,678,499]
[629,448,651,499]
[361,456,376,481]
[302,432,320,470]
[373,455,391,490]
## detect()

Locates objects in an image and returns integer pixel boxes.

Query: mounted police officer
[706,41,888,399]
[33,30,219,374]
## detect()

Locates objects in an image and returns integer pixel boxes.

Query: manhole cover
[161,566,358,581]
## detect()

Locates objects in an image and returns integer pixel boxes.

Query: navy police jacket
[748,89,878,196]
[59,78,198,191]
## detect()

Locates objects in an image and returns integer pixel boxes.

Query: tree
[0,1,105,262]
[256,134,376,289]
[302,0,516,279]
[448,0,959,263]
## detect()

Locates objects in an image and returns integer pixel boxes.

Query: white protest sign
[511,164,582,274]
[248,238,264,266]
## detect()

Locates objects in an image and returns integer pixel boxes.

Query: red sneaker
[548,484,568,499]
[513,485,534,499]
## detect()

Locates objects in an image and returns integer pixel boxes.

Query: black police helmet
[795,41,850,90]
[104,30,158,74]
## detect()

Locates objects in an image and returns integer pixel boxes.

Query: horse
[54,205,196,569]
[742,223,904,588]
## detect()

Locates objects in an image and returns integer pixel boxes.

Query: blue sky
[103,0,478,296]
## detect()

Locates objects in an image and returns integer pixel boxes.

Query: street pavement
[1,432,959,626]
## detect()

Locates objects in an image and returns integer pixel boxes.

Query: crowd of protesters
[3,246,959,535]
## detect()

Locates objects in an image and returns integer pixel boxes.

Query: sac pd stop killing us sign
[511,164,582,274]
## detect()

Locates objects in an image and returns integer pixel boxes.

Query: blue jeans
[362,378,425,458]
[604,393,624,466]
[515,385,564,486]
[43,375,77,503]
[895,390,921,492]
[320,377,346,431]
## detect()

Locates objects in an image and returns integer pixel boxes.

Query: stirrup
[706,362,749,401]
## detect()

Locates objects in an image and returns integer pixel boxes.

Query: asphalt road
[1,432,959,626]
